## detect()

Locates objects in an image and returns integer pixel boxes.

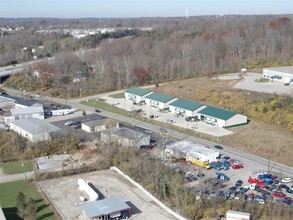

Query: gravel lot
[38,169,178,220]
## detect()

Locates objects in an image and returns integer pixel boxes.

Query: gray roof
[264,66,293,74]
[0,96,15,103]
[82,119,107,127]
[11,105,44,115]
[112,127,149,140]
[10,118,60,135]
[79,196,130,218]
[170,99,202,111]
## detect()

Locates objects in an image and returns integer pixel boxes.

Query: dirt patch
[154,77,293,166]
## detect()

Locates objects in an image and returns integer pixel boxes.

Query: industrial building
[124,87,153,104]
[101,127,150,148]
[165,140,219,163]
[169,99,205,117]
[263,66,293,84]
[80,196,131,220]
[198,106,247,128]
[145,92,177,110]
[5,103,44,125]
[81,118,108,133]
[0,96,15,109]
[10,118,61,143]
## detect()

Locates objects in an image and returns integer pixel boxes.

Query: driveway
[234,72,293,96]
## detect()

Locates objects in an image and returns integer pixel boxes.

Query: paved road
[0,171,34,183]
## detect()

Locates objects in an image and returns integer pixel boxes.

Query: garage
[198,106,247,128]
[145,92,177,110]
[169,99,205,117]
[124,87,153,104]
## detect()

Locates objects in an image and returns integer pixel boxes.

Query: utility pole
[21,162,26,180]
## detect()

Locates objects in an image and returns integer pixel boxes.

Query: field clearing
[153,77,293,167]
[0,180,57,220]
[0,160,33,174]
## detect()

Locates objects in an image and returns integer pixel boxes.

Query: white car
[64,121,73,126]
[281,177,292,183]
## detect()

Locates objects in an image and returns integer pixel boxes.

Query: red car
[272,192,286,198]
[232,164,244,169]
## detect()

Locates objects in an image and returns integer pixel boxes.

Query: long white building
[263,66,293,83]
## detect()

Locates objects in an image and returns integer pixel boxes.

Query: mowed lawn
[0,180,57,220]
[0,160,33,174]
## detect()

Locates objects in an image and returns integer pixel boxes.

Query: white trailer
[51,108,76,116]
[226,210,251,220]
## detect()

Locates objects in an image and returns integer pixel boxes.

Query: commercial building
[5,104,44,125]
[101,127,150,148]
[80,196,131,220]
[0,96,15,109]
[145,92,177,110]
[10,118,61,143]
[263,66,293,83]
[198,106,247,128]
[169,99,205,117]
[124,87,153,103]
[81,119,108,133]
[165,140,219,163]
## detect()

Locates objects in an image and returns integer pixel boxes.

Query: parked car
[149,114,158,118]
[272,192,286,198]
[95,109,101,113]
[236,180,243,187]
[232,164,244,169]
[281,177,292,183]
[64,121,73,126]
[159,128,167,133]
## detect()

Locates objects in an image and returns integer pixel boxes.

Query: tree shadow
[3,207,21,220]
[37,204,49,212]
[37,212,54,220]
[125,201,141,215]
[34,199,44,204]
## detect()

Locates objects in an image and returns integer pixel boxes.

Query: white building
[5,104,44,126]
[263,66,293,83]
[198,106,247,128]
[10,118,61,143]
[0,96,15,109]
[226,210,251,220]
[169,99,205,117]
[124,87,153,104]
[101,127,150,148]
[145,92,177,110]
[81,119,107,133]
[165,140,219,163]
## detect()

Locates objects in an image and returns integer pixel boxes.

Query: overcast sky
[1,0,292,18]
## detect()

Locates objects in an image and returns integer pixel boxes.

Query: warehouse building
[81,118,108,133]
[124,87,153,104]
[80,196,131,220]
[0,96,15,109]
[263,66,293,83]
[145,92,177,110]
[198,106,247,128]
[169,99,205,117]
[101,127,150,148]
[165,140,219,163]
[10,118,61,143]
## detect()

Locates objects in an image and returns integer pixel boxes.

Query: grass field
[0,180,57,220]
[0,160,33,174]
[109,92,125,98]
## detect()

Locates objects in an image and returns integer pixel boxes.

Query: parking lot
[38,169,177,220]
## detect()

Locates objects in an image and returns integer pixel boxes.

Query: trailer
[51,108,76,116]
[226,210,251,220]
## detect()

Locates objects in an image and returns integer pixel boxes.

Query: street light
[21,162,26,180]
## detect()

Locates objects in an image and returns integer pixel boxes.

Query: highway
[39,94,293,177]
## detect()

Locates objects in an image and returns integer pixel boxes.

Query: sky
[0,0,292,18]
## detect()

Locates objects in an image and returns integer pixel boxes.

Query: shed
[145,92,177,109]
[101,127,150,148]
[169,99,205,117]
[124,87,153,103]
[80,196,131,219]
[198,106,247,128]
[81,119,108,133]
[10,118,62,143]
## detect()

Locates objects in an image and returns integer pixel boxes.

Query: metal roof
[112,127,149,140]
[10,118,60,135]
[125,87,152,96]
[0,96,15,103]
[263,66,293,74]
[145,92,175,103]
[166,140,218,157]
[82,119,107,127]
[198,106,237,120]
[11,105,44,115]
[79,196,130,218]
[170,99,202,111]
